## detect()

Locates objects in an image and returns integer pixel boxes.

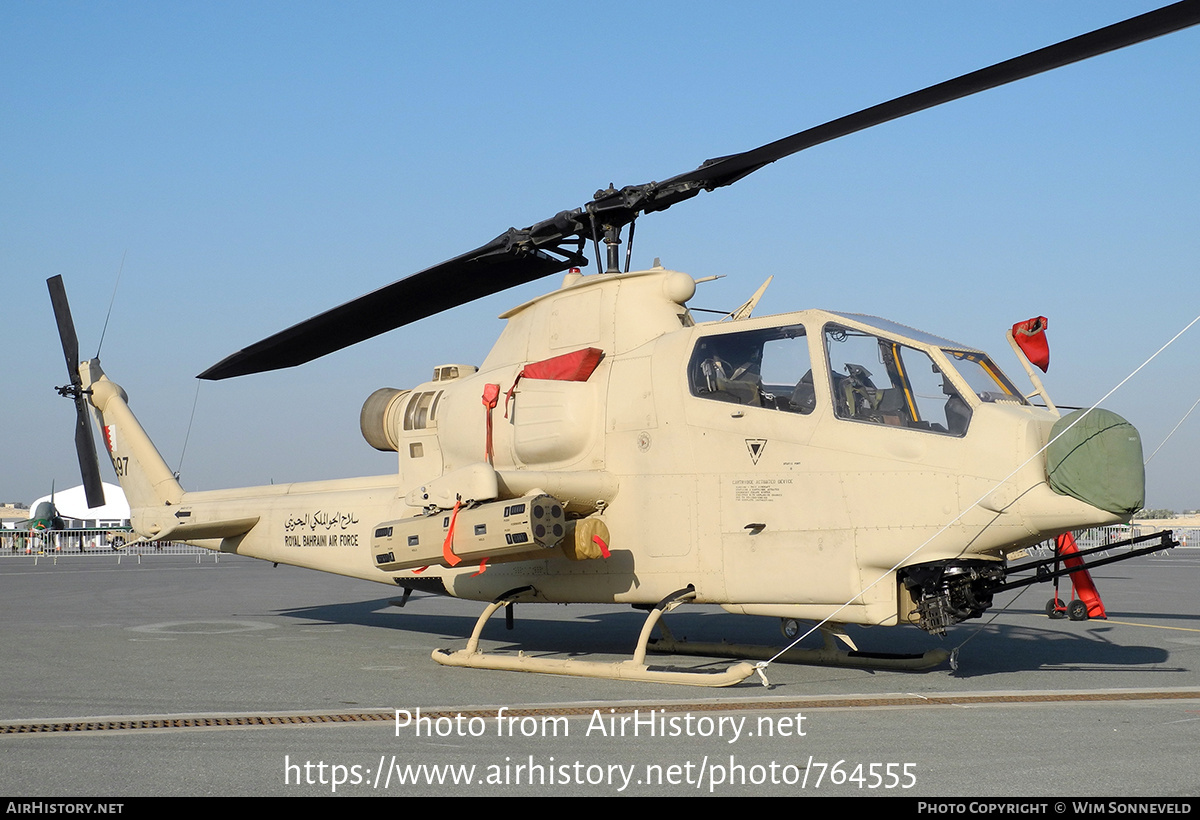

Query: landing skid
[649,621,949,671]
[432,586,756,687]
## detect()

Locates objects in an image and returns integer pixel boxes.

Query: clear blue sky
[3,1,1198,510]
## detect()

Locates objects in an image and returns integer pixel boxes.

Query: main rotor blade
[198,235,579,380]
[640,0,1200,211]
[47,276,107,509]
[203,1,1200,379]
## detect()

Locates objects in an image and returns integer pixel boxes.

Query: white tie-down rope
[1144,394,1200,466]
[751,311,1200,686]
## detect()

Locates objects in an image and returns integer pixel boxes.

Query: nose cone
[1046,408,1144,517]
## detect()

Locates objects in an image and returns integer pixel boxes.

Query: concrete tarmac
[1,549,1197,797]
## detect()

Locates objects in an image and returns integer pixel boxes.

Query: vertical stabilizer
[79,360,184,511]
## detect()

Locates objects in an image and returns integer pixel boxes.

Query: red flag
[481,383,500,464]
[1012,316,1050,372]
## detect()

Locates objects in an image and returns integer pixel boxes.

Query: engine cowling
[360,388,409,452]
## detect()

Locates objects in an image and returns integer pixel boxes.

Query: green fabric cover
[1046,409,1144,516]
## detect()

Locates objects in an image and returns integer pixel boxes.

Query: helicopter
[49,2,1196,686]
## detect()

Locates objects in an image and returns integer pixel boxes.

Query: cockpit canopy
[688,311,1025,437]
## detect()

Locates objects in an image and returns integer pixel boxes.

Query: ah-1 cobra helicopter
[50,2,1196,686]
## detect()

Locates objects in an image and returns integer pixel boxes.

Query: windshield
[942,350,1026,405]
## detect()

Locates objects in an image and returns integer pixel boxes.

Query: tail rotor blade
[47,276,107,510]
[74,400,106,509]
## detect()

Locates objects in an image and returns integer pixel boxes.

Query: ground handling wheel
[1045,598,1067,619]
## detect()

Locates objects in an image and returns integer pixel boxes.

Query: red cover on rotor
[1012,316,1050,373]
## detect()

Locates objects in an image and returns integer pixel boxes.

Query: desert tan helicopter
[51,3,1196,686]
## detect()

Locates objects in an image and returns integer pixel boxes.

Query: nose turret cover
[1046,409,1144,516]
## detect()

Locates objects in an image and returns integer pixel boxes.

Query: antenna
[96,250,127,359]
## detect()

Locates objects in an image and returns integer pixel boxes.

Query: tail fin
[78,359,184,511]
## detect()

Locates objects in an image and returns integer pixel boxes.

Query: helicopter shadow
[274,594,677,657]
[273,595,826,661]
[272,595,1181,677]
[940,622,1177,678]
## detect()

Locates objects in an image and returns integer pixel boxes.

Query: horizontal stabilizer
[155,516,260,542]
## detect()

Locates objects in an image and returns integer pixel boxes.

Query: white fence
[1070,524,1194,551]
[0,528,207,556]
[1015,525,1195,560]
